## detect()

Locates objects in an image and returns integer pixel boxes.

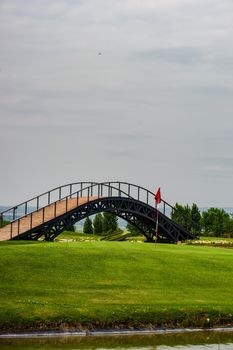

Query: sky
[0,0,233,206]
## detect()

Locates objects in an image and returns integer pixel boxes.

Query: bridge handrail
[0,181,196,236]
[102,182,198,230]
[1,181,163,234]
[0,182,98,215]
[101,181,174,210]
[0,182,138,236]
[0,182,97,229]
[0,181,157,219]
[0,181,169,216]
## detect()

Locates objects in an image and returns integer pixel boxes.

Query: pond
[0,331,233,350]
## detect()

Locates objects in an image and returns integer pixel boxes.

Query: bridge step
[0,197,97,241]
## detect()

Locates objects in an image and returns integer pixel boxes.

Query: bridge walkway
[0,197,97,241]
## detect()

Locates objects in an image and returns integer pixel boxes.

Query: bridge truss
[0,182,194,243]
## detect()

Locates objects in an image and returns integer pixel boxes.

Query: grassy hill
[0,241,233,331]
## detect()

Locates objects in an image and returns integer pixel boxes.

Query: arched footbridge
[0,182,194,243]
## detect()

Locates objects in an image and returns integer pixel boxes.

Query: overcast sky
[1,0,233,206]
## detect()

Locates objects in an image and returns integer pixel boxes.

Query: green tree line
[84,212,143,236]
[84,205,233,238]
[83,212,119,235]
[171,203,233,238]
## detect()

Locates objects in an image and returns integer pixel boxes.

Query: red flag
[155,187,161,204]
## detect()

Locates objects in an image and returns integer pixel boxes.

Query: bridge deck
[0,197,97,241]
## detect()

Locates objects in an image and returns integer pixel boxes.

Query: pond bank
[1,326,233,339]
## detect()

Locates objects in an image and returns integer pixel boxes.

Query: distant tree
[0,219,10,228]
[190,203,201,235]
[102,212,118,233]
[171,203,201,235]
[83,217,93,234]
[126,223,142,236]
[225,214,233,238]
[93,213,103,234]
[66,225,75,232]
[201,208,232,237]
[171,203,191,231]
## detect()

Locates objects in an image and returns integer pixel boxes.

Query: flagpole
[154,187,161,243]
[155,202,160,242]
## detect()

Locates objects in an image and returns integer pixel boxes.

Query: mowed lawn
[0,241,233,330]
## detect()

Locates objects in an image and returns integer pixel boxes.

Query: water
[0,331,233,350]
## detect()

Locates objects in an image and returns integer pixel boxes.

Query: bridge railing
[0,181,193,238]
[0,182,138,238]
[101,182,174,215]
[0,182,98,228]
[102,182,198,234]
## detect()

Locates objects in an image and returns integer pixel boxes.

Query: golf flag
[155,187,161,204]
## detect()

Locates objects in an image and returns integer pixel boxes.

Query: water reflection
[0,331,233,350]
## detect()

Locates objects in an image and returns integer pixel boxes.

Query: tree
[0,219,10,228]
[102,212,118,233]
[171,203,201,235]
[126,223,142,236]
[93,213,103,234]
[66,225,75,232]
[226,214,233,238]
[201,208,232,237]
[171,203,191,231]
[190,203,201,235]
[83,217,93,234]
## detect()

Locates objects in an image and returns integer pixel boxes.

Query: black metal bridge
[0,181,194,243]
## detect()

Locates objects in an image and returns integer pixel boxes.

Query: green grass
[0,241,233,331]
[55,231,145,242]
[54,231,102,242]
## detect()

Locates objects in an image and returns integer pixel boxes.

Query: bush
[83,217,93,234]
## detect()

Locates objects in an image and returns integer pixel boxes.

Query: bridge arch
[0,182,193,243]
